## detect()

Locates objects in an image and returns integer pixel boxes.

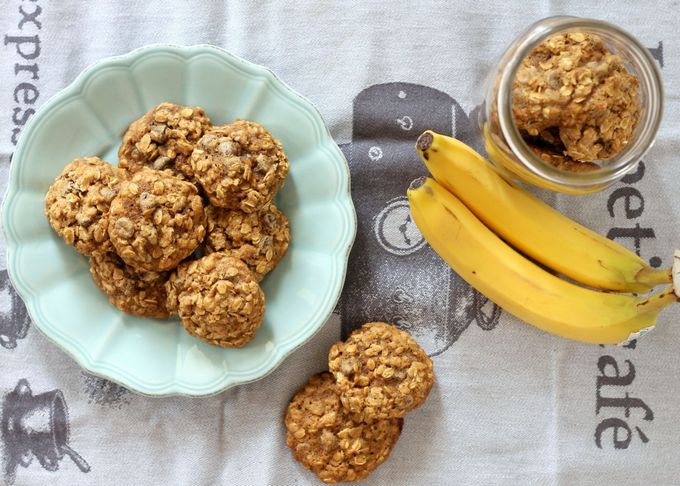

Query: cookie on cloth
[328,322,435,421]
[285,372,403,484]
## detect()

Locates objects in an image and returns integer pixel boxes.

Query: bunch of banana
[408,130,678,344]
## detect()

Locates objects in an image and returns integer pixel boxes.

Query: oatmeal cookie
[204,203,290,281]
[512,32,640,162]
[189,120,289,212]
[165,253,265,347]
[108,168,206,272]
[89,252,171,318]
[527,144,599,172]
[118,102,211,178]
[44,157,122,256]
[328,322,435,421]
[285,372,403,484]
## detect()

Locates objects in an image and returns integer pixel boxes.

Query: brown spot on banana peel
[442,204,459,222]
[571,225,644,260]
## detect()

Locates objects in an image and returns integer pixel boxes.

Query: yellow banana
[407,177,677,344]
[415,130,672,293]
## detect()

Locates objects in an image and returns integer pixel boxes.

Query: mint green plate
[2,45,356,396]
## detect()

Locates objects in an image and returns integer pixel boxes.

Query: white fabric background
[1,1,678,485]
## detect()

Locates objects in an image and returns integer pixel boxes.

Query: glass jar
[479,16,663,194]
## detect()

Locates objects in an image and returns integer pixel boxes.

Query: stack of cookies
[44,102,291,348]
[285,322,435,483]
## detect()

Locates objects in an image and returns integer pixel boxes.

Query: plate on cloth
[2,45,356,396]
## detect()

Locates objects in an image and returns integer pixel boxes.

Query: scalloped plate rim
[2,44,357,397]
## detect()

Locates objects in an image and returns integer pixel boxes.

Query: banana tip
[416,132,433,152]
[409,177,427,191]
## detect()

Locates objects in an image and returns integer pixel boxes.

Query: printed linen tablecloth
[1,1,678,485]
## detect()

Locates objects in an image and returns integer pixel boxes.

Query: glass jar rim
[495,16,664,191]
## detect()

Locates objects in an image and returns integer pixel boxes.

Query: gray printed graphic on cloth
[2,2,680,485]
[1,379,90,485]
[338,83,500,355]
[0,271,29,350]
[80,373,130,409]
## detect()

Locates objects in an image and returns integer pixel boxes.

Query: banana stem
[637,286,679,314]
[636,266,673,287]
[409,177,427,190]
